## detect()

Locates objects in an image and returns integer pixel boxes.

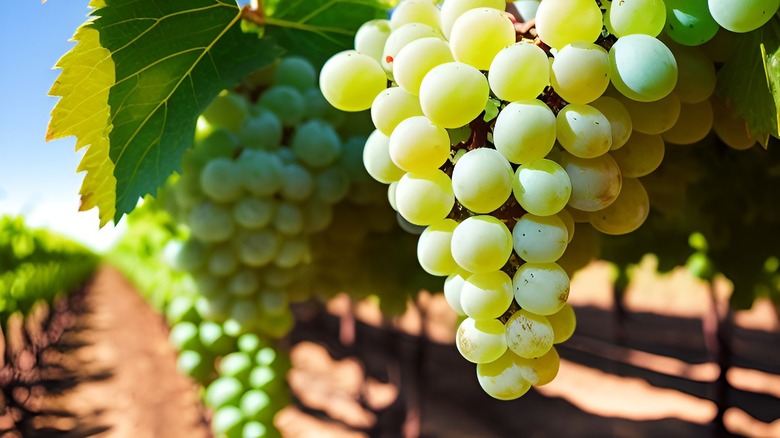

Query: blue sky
[0,1,123,250]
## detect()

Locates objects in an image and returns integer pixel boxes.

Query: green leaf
[483,98,501,123]
[263,0,390,66]
[715,18,780,147]
[92,0,283,222]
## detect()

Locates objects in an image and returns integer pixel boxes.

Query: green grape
[393,38,455,95]
[513,262,570,315]
[559,152,622,212]
[273,202,304,235]
[196,295,232,322]
[304,88,346,128]
[241,389,273,421]
[605,0,665,37]
[440,0,505,38]
[177,350,212,383]
[709,0,780,33]
[243,421,269,438]
[173,239,207,271]
[588,177,650,235]
[255,347,278,366]
[363,130,405,184]
[488,47,548,108]
[550,43,610,105]
[663,0,719,46]
[233,197,275,229]
[547,302,576,344]
[258,85,306,127]
[456,317,508,364]
[320,50,388,112]
[610,132,665,177]
[668,43,716,104]
[449,7,516,70]
[172,172,204,211]
[200,158,243,203]
[212,406,244,438]
[517,346,560,386]
[512,213,569,263]
[460,270,514,320]
[235,230,279,266]
[443,272,469,315]
[609,34,677,102]
[492,100,556,164]
[382,23,444,75]
[165,294,200,324]
[169,321,200,351]
[391,0,441,30]
[219,352,254,381]
[662,100,713,145]
[512,159,572,216]
[237,333,265,354]
[273,56,316,92]
[418,62,490,129]
[199,321,235,355]
[417,219,460,276]
[389,116,451,173]
[280,164,313,202]
[589,96,633,151]
[291,120,342,168]
[450,215,513,273]
[534,0,603,49]
[395,170,455,226]
[228,269,259,297]
[238,109,283,150]
[556,104,612,158]
[249,365,277,390]
[476,349,532,400]
[618,91,681,135]
[195,127,240,161]
[193,272,224,299]
[451,148,513,214]
[313,167,350,205]
[239,150,284,197]
[354,19,392,64]
[201,91,249,132]
[189,202,235,243]
[208,245,238,277]
[505,309,554,358]
[711,97,757,150]
[227,299,261,333]
[274,237,310,268]
[371,87,424,136]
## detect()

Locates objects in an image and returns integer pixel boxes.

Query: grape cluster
[317,0,778,399]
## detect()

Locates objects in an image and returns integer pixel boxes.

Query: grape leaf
[715,18,780,147]
[47,14,117,226]
[262,0,390,66]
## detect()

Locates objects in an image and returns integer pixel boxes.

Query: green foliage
[0,216,98,320]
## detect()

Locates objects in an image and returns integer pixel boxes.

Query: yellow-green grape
[291,119,342,168]
[547,302,576,343]
[389,116,451,173]
[517,346,560,386]
[200,158,243,203]
[488,43,550,102]
[394,38,454,95]
[258,85,305,127]
[505,309,554,358]
[417,219,460,276]
[550,43,610,105]
[708,0,780,33]
[440,0,506,39]
[476,350,532,401]
[452,148,513,214]
[711,97,757,150]
[209,245,238,277]
[274,236,310,268]
[589,177,650,235]
[239,150,284,197]
[201,91,249,132]
[609,34,677,102]
[610,132,665,178]
[236,230,279,266]
[618,92,681,135]
[460,270,514,320]
[456,318,508,364]
[512,213,569,263]
[605,0,666,37]
[382,23,444,75]
[228,269,260,298]
[395,170,455,226]
[559,152,622,212]
[238,109,282,150]
[512,159,572,216]
[419,62,490,129]
[274,56,317,92]
[556,104,612,158]
[371,87,424,136]
[513,262,570,315]
[391,0,441,30]
[557,209,575,242]
[354,19,392,64]
[534,0,603,49]
[313,167,350,204]
[280,163,314,201]
[669,43,716,104]
[363,130,405,184]
[273,202,304,236]
[450,215,513,273]
[662,100,714,145]
[449,8,516,70]
[189,202,235,243]
[320,50,387,112]
[444,272,470,315]
[492,100,556,164]
[664,0,719,46]
[589,96,633,151]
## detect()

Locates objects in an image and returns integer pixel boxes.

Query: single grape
[238,109,283,150]
[476,349,532,400]
[456,317,508,364]
[449,8,516,70]
[450,215,513,273]
[201,91,249,132]
[505,309,554,359]
[391,0,441,30]
[354,19,392,64]
[550,43,610,105]
[488,43,550,102]
[389,116,451,174]
[708,0,779,33]
[535,0,603,49]
[512,159,572,216]
[382,23,444,75]
[417,219,460,276]
[233,197,275,229]
[440,0,505,39]
[605,0,665,37]
[258,85,306,127]
[443,272,469,315]
[517,346,560,386]
[393,38,455,95]
[547,302,576,344]
[395,170,455,226]
[662,100,714,145]
[556,104,612,158]
[363,130,406,184]
[609,34,677,102]
[588,177,650,235]
[492,100,556,164]
[618,91,681,135]
[208,245,238,277]
[513,262,570,315]
[188,202,235,243]
[291,120,342,168]
[512,213,569,263]
[559,152,622,212]
[274,56,317,92]
[235,230,279,266]
[610,132,665,177]
[419,62,490,129]
[200,158,243,203]
[451,148,513,214]
[371,87,424,136]
[320,50,387,112]
[239,149,284,197]
[589,96,633,151]
[460,270,514,320]
[664,0,719,46]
